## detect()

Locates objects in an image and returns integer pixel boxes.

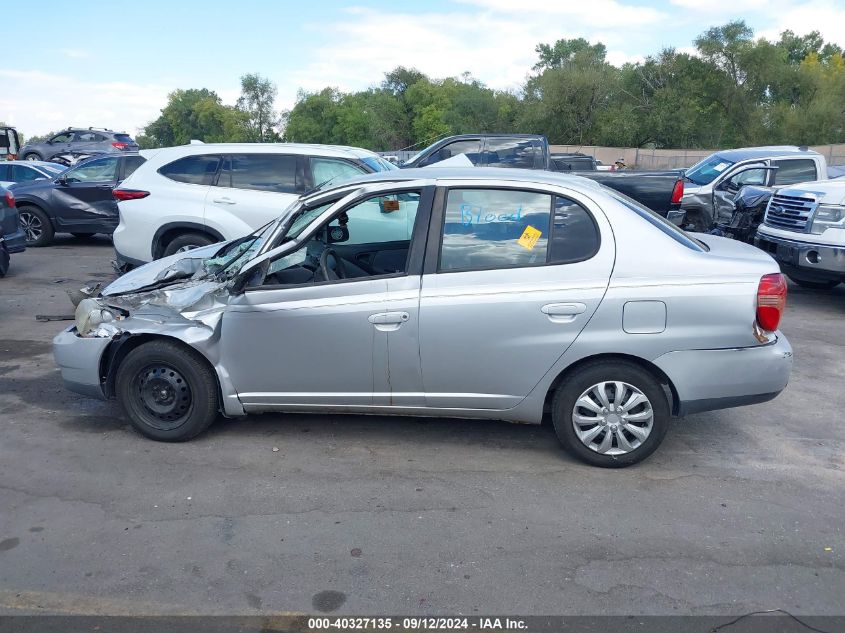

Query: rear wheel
[787,275,840,290]
[115,340,219,441]
[551,361,670,467]
[19,205,54,247]
[24,153,41,161]
[162,232,215,258]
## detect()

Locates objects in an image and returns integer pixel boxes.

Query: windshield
[684,155,735,186]
[203,220,279,278]
[362,155,398,172]
[405,139,442,166]
[284,201,336,241]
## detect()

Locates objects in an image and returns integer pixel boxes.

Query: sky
[2,0,845,137]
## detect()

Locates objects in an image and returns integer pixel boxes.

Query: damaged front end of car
[54,237,267,416]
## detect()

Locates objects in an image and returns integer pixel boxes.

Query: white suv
[112,143,397,267]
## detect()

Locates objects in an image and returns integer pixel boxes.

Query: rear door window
[158,155,222,185]
[772,159,817,185]
[220,154,298,193]
[483,138,542,169]
[11,165,43,182]
[440,188,602,272]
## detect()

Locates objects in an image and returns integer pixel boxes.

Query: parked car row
[17,127,140,164]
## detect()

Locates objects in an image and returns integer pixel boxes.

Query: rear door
[205,153,303,235]
[416,183,614,410]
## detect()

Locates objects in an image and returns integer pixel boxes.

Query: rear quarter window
[158,155,222,185]
[609,190,706,252]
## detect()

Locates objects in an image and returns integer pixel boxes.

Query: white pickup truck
[755,179,845,289]
[680,146,829,231]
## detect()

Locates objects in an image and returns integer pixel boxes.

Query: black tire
[24,153,42,161]
[551,360,670,467]
[115,340,219,441]
[71,232,97,238]
[18,205,54,247]
[786,275,840,290]
[162,232,215,258]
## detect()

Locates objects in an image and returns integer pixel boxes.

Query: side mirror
[57,175,68,185]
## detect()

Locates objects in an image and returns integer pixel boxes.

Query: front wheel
[19,205,54,247]
[115,340,219,441]
[24,153,41,161]
[551,361,670,467]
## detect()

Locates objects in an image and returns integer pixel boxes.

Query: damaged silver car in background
[54,168,792,467]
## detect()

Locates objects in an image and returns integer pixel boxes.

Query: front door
[220,187,431,409]
[418,186,614,410]
[52,155,121,229]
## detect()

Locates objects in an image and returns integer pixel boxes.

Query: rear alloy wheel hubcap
[137,364,192,428]
[19,212,42,242]
[572,381,653,455]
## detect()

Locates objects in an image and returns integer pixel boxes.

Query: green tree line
[24,20,845,152]
[282,21,845,151]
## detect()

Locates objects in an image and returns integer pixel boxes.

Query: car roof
[310,167,606,197]
[141,142,382,163]
[713,146,821,162]
[6,160,64,169]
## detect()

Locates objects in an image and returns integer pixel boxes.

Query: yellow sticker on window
[382,199,400,212]
[517,225,542,250]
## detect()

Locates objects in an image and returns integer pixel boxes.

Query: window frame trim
[245,185,436,292]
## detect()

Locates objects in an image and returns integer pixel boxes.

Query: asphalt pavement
[0,236,842,616]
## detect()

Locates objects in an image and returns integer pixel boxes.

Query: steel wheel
[135,363,193,431]
[20,211,43,243]
[571,381,654,455]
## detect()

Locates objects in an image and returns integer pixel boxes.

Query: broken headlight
[75,298,121,337]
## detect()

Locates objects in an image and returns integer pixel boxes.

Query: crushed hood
[103,241,231,296]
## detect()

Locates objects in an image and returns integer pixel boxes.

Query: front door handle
[541,302,587,323]
[212,197,236,205]
[368,311,409,331]
[368,312,409,325]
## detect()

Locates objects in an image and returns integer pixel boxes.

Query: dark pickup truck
[400,134,684,222]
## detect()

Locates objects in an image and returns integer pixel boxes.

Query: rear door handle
[212,197,236,205]
[541,302,587,323]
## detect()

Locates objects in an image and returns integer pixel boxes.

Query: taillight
[671,179,684,204]
[113,189,149,201]
[756,273,787,332]
[112,142,129,150]
[4,190,14,208]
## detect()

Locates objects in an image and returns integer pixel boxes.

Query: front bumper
[755,232,845,282]
[113,245,147,271]
[53,327,112,399]
[653,334,793,416]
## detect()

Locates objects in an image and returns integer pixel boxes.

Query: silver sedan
[53,168,793,467]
